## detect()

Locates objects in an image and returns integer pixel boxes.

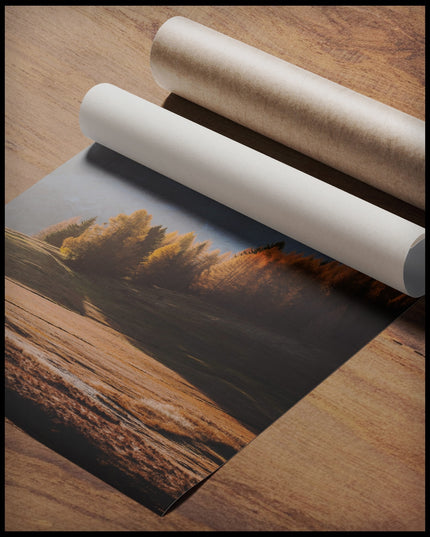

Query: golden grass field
[5,225,414,514]
[5,276,256,513]
[5,228,261,513]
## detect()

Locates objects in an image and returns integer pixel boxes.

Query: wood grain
[5,5,425,531]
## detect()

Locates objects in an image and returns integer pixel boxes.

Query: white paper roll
[79,83,425,297]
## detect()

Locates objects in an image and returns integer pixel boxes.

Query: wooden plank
[5,5,425,531]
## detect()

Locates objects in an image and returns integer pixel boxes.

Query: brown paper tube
[150,16,425,210]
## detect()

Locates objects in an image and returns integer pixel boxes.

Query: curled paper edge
[79,84,425,297]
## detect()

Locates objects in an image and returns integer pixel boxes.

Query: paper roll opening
[404,235,425,298]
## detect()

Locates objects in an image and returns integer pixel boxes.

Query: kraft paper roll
[80,83,425,297]
[150,16,425,210]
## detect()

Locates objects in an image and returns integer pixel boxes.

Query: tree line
[35,209,413,335]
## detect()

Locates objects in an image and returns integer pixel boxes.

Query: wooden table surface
[5,6,425,531]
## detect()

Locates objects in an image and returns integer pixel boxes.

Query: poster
[5,143,415,515]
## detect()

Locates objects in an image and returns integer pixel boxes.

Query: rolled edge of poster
[79,83,425,297]
[150,16,425,210]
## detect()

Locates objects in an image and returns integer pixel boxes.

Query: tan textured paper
[150,16,425,209]
[80,84,425,296]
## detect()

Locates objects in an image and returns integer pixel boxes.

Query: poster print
[5,144,414,515]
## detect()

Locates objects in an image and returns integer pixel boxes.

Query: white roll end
[403,235,425,297]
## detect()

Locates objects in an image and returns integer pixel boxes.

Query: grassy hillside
[5,228,260,513]
[5,277,255,514]
[5,226,414,513]
[5,228,320,433]
[5,227,412,432]
[5,227,88,314]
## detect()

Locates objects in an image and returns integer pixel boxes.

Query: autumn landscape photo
[5,139,413,515]
[5,191,414,514]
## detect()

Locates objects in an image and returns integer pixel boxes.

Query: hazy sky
[6,144,327,259]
